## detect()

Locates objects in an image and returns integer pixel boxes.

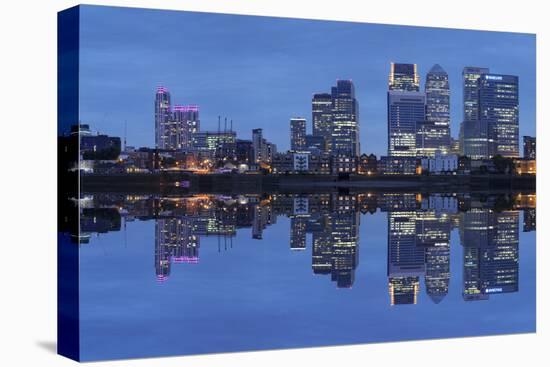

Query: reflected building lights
[82,192,525,302]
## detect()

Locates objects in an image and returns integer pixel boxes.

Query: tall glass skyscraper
[388,63,420,91]
[290,117,307,151]
[311,80,360,157]
[417,64,451,157]
[461,67,489,158]
[331,80,360,157]
[387,63,425,157]
[459,208,519,300]
[172,105,200,150]
[311,93,333,152]
[154,86,171,149]
[479,74,519,158]
[155,87,200,151]
[388,91,426,157]
[387,209,425,305]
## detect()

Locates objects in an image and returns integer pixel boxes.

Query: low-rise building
[379,156,419,175]
[358,154,378,175]
[420,153,458,175]
[272,152,330,175]
[513,158,536,175]
[331,155,357,175]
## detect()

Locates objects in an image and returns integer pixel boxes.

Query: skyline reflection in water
[73,191,536,360]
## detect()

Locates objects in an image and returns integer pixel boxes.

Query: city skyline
[79,6,536,155]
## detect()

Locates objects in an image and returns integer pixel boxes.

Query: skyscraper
[172,105,200,150]
[312,93,333,152]
[418,64,451,157]
[523,136,536,159]
[479,74,519,158]
[387,63,425,157]
[154,86,171,149]
[461,67,489,158]
[388,91,426,157]
[460,208,519,300]
[424,242,450,304]
[155,217,200,281]
[290,117,307,151]
[290,217,307,250]
[389,63,420,91]
[252,128,264,164]
[387,209,425,305]
[329,193,360,288]
[331,80,360,157]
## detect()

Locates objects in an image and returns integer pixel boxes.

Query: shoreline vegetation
[80,172,535,194]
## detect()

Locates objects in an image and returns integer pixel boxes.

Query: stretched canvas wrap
[58,4,537,362]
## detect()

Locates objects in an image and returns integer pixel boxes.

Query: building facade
[171,105,200,150]
[523,136,536,159]
[388,91,426,157]
[290,117,307,151]
[479,74,519,158]
[388,63,420,91]
[311,93,333,153]
[418,64,451,157]
[331,80,360,157]
[155,86,171,149]
[461,67,489,159]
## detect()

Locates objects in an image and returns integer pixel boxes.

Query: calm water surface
[76,192,536,361]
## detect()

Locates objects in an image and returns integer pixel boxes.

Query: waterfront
[72,191,536,361]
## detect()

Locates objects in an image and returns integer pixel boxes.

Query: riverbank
[80,172,535,194]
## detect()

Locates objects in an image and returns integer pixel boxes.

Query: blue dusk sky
[79,5,536,156]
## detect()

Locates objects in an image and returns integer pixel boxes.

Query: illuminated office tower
[523,136,536,159]
[252,203,274,239]
[388,91,426,157]
[460,209,491,301]
[417,64,451,157]
[424,242,450,304]
[312,215,333,274]
[191,130,237,159]
[290,217,307,250]
[252,128,265,164]
[312,93,333,152]
[311,194,360,288]
[155,86,171,149]
[389,276,420,306]
[172,105,200,150]
[460,209,518,300]
[480,211,519,294]
[388,63,420,91]
[328,194,360,288]
[461,67,489,158]
[290,117,307,151]
[415,210,451,247]
[387,211,424,275]
[387,210,424,305]
[479,74,519,158]
[331,80,360,157]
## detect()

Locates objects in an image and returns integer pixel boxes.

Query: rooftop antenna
[224,117,227,133]
[218,116,221,134]
[230,119,233,132]
[123,120,127,151]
